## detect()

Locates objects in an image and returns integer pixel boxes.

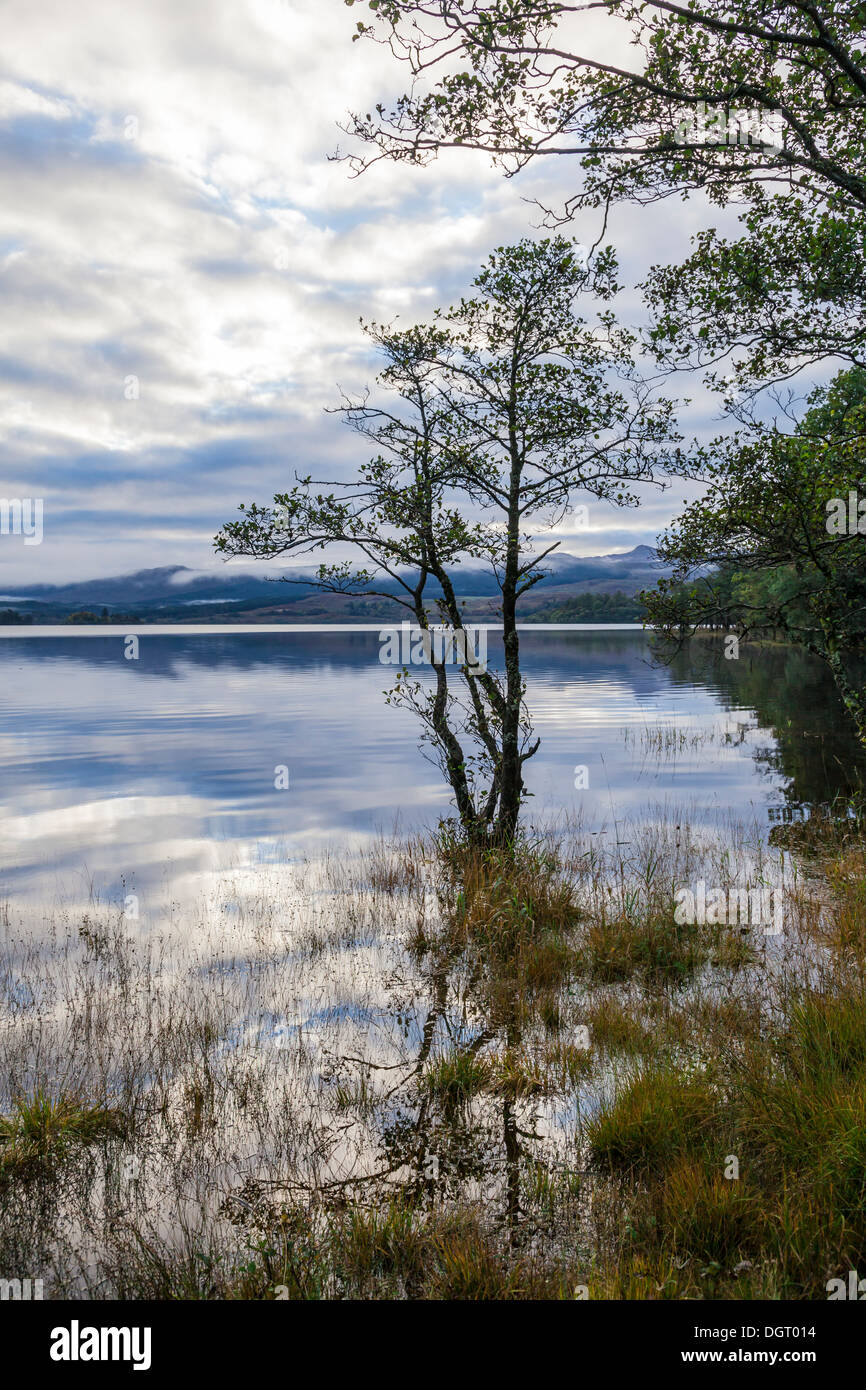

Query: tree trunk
[496,416,524,846]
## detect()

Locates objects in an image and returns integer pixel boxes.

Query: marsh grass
[0,805,862,1299]
[0,1090,124,1175]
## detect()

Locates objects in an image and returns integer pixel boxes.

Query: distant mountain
[538,543,659,577]
[0,564,315,608]
[0,547,674,623]
[520,544,668,589]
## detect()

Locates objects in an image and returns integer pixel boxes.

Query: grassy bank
[1,809,864,1298]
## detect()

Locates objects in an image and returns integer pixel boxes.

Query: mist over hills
[0,546,672,623]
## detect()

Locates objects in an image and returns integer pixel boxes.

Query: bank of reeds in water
[1,807,864,1298]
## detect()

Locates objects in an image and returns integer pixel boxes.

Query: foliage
[641,368,866,742]
[346,1,866,390]
[526,588,645,622]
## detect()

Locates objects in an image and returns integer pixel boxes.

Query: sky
[0,0,735,587]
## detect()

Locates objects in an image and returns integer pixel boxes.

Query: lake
[0,626,862,919]
[1,624,864,1297]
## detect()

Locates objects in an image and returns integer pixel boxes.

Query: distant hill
[0,546,672,624]
[523,544,663,588]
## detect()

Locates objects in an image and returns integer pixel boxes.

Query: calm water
[1,625,863,1280]
[0,627,862,913]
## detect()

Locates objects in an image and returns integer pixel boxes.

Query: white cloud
[0,0,726,585]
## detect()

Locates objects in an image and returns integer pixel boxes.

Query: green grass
[0,1088,125,1173]
[584,965,866,1295]
[421,1053,493,1105]
[587,1068,723,1176]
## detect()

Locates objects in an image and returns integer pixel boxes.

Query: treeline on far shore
[525,590,646,622]
[1,593,649,625]
[0,608,145,625]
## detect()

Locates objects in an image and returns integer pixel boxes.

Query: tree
[525,588,646,622]
[344,1,866,391]
[216,237,678,842]
[641,368,866,743]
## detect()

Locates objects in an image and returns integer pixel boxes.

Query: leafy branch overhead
[344,1,866,390]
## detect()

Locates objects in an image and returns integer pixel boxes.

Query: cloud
[0,0,731,584]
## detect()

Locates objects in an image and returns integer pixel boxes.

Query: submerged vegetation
[2,796,865,1299]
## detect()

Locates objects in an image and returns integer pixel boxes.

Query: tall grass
[0,810,860,1298]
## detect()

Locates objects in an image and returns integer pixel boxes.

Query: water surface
[0,627,861,914]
